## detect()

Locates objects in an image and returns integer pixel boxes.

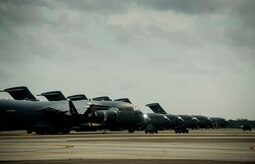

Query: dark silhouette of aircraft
[146,103,189,133]
[90,97,171,134]
[0,86,145,134]
[192,115,213,129]
[178,114,200,129]
[210,117,228,128]
[142,112,171,134]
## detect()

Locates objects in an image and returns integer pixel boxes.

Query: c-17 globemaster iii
[146,103,198,133]
[146,103,221,129]
[95,97,171,134]
[0,86,145,134]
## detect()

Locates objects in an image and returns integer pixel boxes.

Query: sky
[0,0,255,120]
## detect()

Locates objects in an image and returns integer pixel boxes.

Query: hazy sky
[0,0,255,120]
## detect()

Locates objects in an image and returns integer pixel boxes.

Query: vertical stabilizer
[146,103,167,114]
[2,86,37,101]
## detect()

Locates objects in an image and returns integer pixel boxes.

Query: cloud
[136,0,249,15]
[0,0,255,119]
[136,0,255,47]
[57,0,130,14]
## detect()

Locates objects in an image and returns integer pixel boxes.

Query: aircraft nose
[164,116,171,123]
[178,116,184,123]
[137,111,147,122]
[142,113,151,123]
[192,117,200,123]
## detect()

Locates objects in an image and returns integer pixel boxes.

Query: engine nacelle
[94,109,119,123]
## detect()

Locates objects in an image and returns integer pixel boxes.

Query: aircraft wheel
[145,130,148,134]
[36,131,45,135]
[128,129,134,133]
[47,131,59,135]
[27,130,32,134]
[62,130,70,135]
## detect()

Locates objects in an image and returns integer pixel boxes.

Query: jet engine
[94,109,119,123]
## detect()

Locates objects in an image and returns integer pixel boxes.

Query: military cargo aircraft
[89,97,171,134]
[193,115,213,129]
[142,112,171,134]
[178,114,200,129]
[146,102,216,130]
[210,117,228,128]
[0,86,145,134]
[146,103,188,133]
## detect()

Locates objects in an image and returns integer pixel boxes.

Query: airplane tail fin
[114,98,132,104]
[92,96,112,101]
[38,91,67,101]
[69,100,79,115]
[146,103,167,114]
[67,94,88,101]
[2,86,37,101]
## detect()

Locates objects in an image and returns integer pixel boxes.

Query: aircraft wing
[38,100,114,118]
[39,106,69,115]
[37,100,77,116]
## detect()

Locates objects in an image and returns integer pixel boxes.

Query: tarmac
[0,129,254,164]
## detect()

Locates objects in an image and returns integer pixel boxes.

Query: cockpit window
[178,116,184,121]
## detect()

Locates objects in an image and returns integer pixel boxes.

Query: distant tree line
[226,119,255,128]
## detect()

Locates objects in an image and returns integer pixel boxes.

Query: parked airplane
[178,114,200,129]
[210,117,228,128]
[0,86,145,134]
[146,103,188,133]
[193,115,213,129]
[90,97,171,134]
[142,113,171,134]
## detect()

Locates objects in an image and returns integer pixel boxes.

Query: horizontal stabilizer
[2,86,37,101]
[67,94,88,101]
[146,103,167,114]
[114,98,132,104]
[92,96,112,101]
[38,91,67,101]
